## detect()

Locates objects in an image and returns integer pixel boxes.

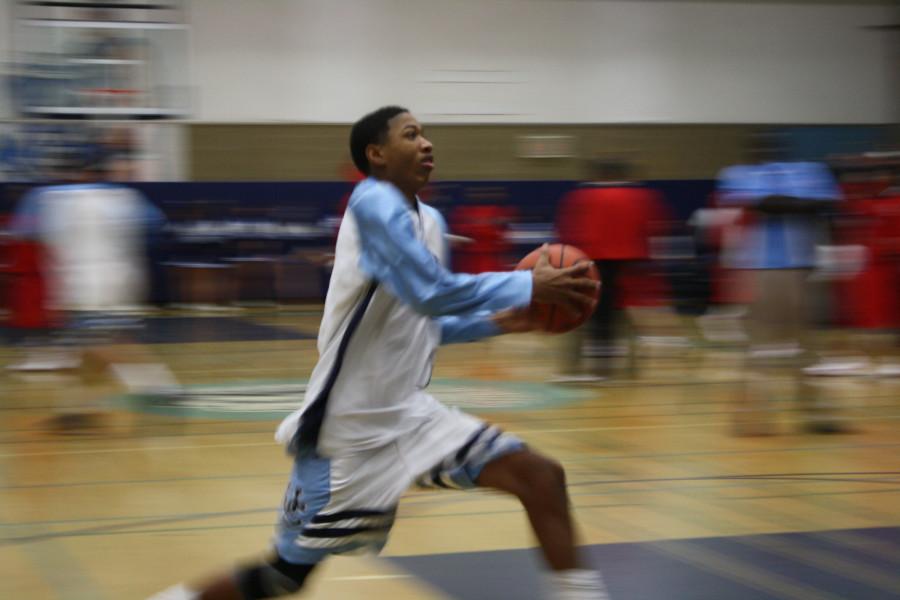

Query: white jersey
[12,183,162,312]
[276,178,531,456]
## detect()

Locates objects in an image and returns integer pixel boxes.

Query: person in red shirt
[556,159,667,377]
[450,187,517,274]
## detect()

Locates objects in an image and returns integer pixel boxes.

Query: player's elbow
[412,293,447,317]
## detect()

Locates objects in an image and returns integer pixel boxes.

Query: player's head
[350,106,434,199]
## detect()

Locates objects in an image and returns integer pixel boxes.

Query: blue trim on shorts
[275,452,332,564]
[418,426,526,490]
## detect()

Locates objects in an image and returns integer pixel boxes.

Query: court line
[1,413,897,458]
[0,503,637,545]
[0,440,277,458]
[328,575,412,581]
[3,474,893,534]
[5,477,891,532]
[1,507,274,545]
[731,488,900,500]
[5,442,896,490]
[2,401,895,441]
[0,472,285,490]
[520,413,900,434]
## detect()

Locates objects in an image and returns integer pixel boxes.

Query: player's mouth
[421,156,435,171]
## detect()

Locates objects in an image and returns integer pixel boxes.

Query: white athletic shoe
[546,569,611,600]
[803,358,871,377]
[875,363,900,377]
[146,583,198,600]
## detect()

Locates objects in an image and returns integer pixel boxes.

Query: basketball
[515,244,600,334]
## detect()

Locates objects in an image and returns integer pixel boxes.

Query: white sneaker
[803,358,870,377]
[146,583,198,600]
[546,569,610,600]
[875,364,900,377]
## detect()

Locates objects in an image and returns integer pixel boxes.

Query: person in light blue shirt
[717,161,839,270]
[716,150,845,436]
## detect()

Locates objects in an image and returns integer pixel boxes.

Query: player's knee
[236,556,316,599]
[534,456,567,491]
[516,455,567,502]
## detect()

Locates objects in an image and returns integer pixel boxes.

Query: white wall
[188,0,897,124]
[0,0,13,119]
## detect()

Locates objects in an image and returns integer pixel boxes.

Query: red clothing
[556,184,665,260]
[3,239,56,329]
[449,204,517,274]
[557,184,669,307]
[837,192,900,329]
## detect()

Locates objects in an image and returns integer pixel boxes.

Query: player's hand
[531,244,600,316]
[491,307,535,334]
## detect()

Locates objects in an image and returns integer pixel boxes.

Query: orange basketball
[515,244,600,334]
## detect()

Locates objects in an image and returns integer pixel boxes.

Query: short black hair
[349,105,409,175]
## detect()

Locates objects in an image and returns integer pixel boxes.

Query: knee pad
[236,556,315,599]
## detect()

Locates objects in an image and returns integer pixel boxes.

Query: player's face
[379,112,434,198]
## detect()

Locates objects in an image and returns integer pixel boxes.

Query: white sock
[145,583,198,600]
[546,569,610,600]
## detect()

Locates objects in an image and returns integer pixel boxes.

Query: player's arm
[352,182,597,318]
[438,307,533,345]
[351,183,532,316]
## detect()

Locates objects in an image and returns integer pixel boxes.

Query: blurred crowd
[1,130,899,436]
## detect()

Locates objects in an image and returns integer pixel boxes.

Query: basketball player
[150,106,609,599]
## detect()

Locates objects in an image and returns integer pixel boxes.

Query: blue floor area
[387,527,900,599]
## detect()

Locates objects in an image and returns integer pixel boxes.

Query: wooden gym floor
[1,308,898,599]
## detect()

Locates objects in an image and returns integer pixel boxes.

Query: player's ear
[366,143,386,170]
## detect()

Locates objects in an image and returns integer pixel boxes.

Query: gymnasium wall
[190,123,894,182]
[0,0,12,119]
[189,0,897,124]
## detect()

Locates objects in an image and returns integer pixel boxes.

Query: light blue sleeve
[424,204,504,344]
[439,312,502,345]
[349,180,532,317]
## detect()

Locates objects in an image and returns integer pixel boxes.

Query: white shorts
[274,404,524,564]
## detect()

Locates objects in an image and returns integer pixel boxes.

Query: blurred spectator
[834,158,900,375]
[716,135,845,435]
[554,159,668,380]
[7,156,179,432]
[450,187,518,274]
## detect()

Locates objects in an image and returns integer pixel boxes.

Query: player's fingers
[561,261,590,276]
[570,277,601,293]
[534,244,551,268]
[563,295,594,318]
[566,290,597,311]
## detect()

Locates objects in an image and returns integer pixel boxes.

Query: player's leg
[477,448,576,568]
[148,555,317,600]
[148,444,406,600]
[477,448,609,599]
[413,414,609,599]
